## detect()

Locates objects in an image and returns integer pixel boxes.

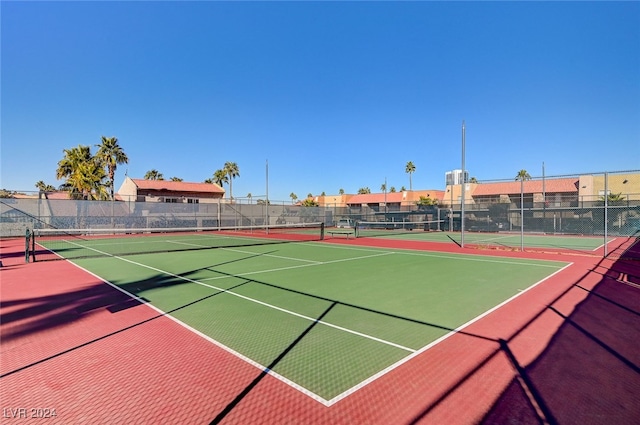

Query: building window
[187,198,199,204]
[165,197,178,203]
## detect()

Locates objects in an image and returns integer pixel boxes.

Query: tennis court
[36,230,569,403]
[354,221,613,252]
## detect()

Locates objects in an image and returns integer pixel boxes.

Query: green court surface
[67,239,567,402]
[357,230,612,251]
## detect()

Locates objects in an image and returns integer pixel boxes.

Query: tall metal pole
[542,161,546,233]
[461,120,466,248]
[266,160,269,231]
[542,161,546,201]
[384,177,387,221]
[520,178,524,251]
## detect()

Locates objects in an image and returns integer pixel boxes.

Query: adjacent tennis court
[354,221,613,251]
[37,230,569,403]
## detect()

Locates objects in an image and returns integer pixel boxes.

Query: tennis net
[27,222,325,262]
[355,220,444,238]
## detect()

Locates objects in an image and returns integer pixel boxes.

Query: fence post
[604,172,608,257]
[520,178,524,251]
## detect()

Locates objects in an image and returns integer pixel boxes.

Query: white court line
[62,239,409,351]
[60,237,570,405]
[197,251,396,282]
[166,240,323,264]
[324,261,574,406]
[313,241,564,268]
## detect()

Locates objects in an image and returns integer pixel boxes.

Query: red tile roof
[45,192,72,200]
[131,179,224,194]
[471,178,578,196]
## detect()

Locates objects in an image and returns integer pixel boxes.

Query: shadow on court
[3,234,639,423]
[477,238,640,425]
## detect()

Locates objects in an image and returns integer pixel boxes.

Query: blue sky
[2,1,639,201]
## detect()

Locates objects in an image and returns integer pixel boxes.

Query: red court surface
[1,236,638,424]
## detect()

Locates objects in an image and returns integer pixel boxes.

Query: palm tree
[95,136,128,199]
[35,181,56,192]
[390,186,396,193]
[339,188,344,195]
[57,145,92,180]
[290,192,298,204]
[224,161,240,199]
[68,160,109,200]
[213,169,228,188]
[56,145,107,200]
[301,198,319,207]
[246,193,252,203]
[381,183,387,192]
[600,192,625,205]
[170,177,183,182]
[515,169,531,181]
[357,187,371,194]
[144,169,164,180]
[469,177,478,183]
[405,161,416,190]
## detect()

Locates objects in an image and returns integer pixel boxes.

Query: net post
[320,222,325,240]
[25,229,31,263]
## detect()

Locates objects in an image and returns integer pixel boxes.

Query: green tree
[170,177,183,182]
[598,192,626,228]
[56,145,108,200]
[35,181,56,192]
[515,169,531,181]
[247,193,252,203]
[381,183,387,192]
[0,189,16,198]
[144,169,164,180]
[357,187,371,194]
[212,169,228,188]
[390,186,397,193]
[339,188,345,195]
[416,195,438,207]
[95,136,128,199]
[301,198,319,207]
[469,177,478,183]
[290,192,298,204]
[405,161,416,190]
[599,192,625,206]
[224,161,240,199]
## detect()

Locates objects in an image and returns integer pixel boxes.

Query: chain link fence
[0,197,329,238]
[2,169,638,255]
[463,170,639,232]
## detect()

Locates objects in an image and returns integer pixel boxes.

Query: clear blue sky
[2,1,639,201]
